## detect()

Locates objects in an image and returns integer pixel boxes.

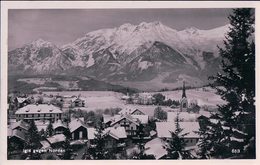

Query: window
[79,131,83,139]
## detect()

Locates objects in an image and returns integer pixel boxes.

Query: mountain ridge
[8,22,229,90]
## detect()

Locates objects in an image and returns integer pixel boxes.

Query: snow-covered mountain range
[8,21,229,89]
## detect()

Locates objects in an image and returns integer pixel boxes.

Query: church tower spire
[182,81,186,98]
[180,81,188,112]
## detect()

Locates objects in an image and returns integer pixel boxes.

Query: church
[180,81,188,112]
[179,81,200,113]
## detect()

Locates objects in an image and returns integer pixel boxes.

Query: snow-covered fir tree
[208,8,255,159]
[89,121,113,159]
[166,112,192,159]
[197,116,212,159]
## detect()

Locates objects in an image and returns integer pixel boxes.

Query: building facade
[15,104,63,122]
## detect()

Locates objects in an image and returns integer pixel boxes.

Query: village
[7,82,223,160]
[4,7,255,160]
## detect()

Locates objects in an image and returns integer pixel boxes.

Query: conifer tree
[197,116,223,159]
[89,121,109,159]
[167,112,191,159]
[62,127,72,160]
[63,136,72,160]
[46,122,54,137]
[26,120,40,148]
[209,8,255,158]
[39,128,46,140]
[25,120,41,159]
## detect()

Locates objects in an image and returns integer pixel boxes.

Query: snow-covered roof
[209,119,219,124]
[87,127,96,140]
[118,107,136,115]
[150,130,157,137]
[110,114,140,126]
[167,112,198,122]
[121,95,130,100]
[156,122,200,138]
[17,97,28,103]
[103,114,115,124]
[104,126,127,140]
[35,120,50,131]
[131,115,149,124]
[15,104,62,114]
[40,140,51,149]
[198,111,212,118]
[69,118,88,133]
[70,139,87,145]
[11,120,29,131]
[47,134,66,144]
[144,137,168,160]
[53,120,67,130]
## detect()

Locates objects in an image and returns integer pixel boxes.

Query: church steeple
[182,81,186,98]
[180,81,188,112]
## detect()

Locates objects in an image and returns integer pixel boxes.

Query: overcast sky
[8,9,232,50]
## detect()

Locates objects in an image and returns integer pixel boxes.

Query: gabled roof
[53,120,67,130]
[87,126,127,140]
[120,105,172,117]
[131,109,146,115]
[40,140,52,149]
[131,115,148,124]
[15,104,62,114]
[69,118,88,133]
[11,120,29,131]
[150,130,157,137]
[47,134,66,144]
[35,120,50,131]
[119,107,146,116]
[110,114,140,126]
[118,107,136,115]
[17,97,28,103]
[156,122,200,138]
[11,129,26,141]
[104,126,127,140]
[144,137,168,160]
[103,114,115,124]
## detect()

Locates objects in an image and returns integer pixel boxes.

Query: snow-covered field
[43,91,125,111]
[150,87,225,106]
[42,87,224,112]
